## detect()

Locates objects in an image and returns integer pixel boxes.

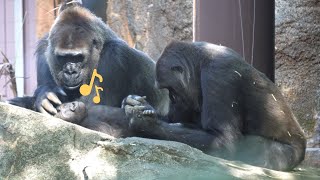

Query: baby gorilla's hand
[121,95,158,131]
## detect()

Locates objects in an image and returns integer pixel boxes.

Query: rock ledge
[0,103,318,179]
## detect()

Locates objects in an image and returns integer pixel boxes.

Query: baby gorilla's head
[55,101,87,124]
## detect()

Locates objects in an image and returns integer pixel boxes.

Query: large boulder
[0,103,319,179]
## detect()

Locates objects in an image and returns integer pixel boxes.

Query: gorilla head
[156,42,202,112]
[55,101,87,123]
[46,2,115,90]
[130,41,306,171]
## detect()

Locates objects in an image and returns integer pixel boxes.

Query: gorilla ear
[171,66,183,74]
[58,0,82,14]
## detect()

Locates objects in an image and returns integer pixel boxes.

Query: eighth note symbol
[79,69,104,104]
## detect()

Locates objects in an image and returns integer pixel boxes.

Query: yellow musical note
[80,69,103,96]
[79,69,104,104]
[93,85,103,103]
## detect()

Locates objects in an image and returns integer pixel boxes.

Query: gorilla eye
[171,66,183,73]
[93,39,98,46]
[70,102,77,112]
[57,54,84,63]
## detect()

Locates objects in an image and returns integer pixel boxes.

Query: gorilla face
[46,6,104,90]
[55,101,87,123]
[156,51,200,111]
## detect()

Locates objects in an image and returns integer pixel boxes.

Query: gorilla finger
[143,110,155,115]
[127,95,138,99]
[142,110,149,115]
[128,95,147,102]
[121,98,126,108]
[41,99,57,115]
[132,105,148,111]
[126,97,142,106]
[46,92,62,105]
[124,105,135,115]
[54,87,67,96]
[38,106,52,116]
[136,96,147,103]
[147,110,155,114]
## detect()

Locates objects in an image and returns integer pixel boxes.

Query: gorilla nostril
[70,102,77,111]
[62,62,82,80]
[70,70,77,75]
[64,62,81,75]
[64,69,78,76]
[63,71,80,84]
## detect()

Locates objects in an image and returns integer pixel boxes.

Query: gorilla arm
[123,95,228,151]
[7,96,36,110]
[199,65,305,171]
[102,40,169,113]
[80,105,132,137]
[34,36,67,115]
[53,101,131,138]
[128,114,220,151]
[7,96,131,138]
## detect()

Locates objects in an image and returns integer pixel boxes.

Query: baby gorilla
[8,97,87,124]
[55,101,132,137]
[54,101,87,124]
[8,97,130,137]
[122,41,307,171]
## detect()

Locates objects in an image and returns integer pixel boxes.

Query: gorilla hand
[34,85,67,115]
[121,95,156,116]
[122,95,158,131]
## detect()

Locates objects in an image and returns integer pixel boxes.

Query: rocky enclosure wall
[275,0,320,136]
[106,0,193,60]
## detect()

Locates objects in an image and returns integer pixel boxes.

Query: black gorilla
[9,96,131,137]
[8,97,86,123]
[9,1,168,130]
[54,101,87,124]
[54,101,132,138]
[122,41,306,171]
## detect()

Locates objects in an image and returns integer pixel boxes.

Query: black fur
[123,41,306,171]
[9,2,168,136]
[44,4,166,109]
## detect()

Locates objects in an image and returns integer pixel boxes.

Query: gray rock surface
[303,148,320,168]
[106,0,193,60]
[0,103,319,179]
[275,0,320,136]
[308,115,320,148]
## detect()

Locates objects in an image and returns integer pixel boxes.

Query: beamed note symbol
[79,69,104,104]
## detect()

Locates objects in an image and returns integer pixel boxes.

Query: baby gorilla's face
[55,101,87,124]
